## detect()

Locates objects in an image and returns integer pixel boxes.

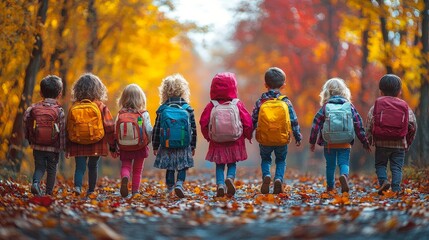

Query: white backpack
[209,99,243,142]
[322,102,355,144]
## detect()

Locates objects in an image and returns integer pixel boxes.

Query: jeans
[260,145,288,182]
[166,168,187,188]
[121,157,145,193]
[324,148,350,188]
[74,156,100,193]
[375,147,405,192]
[33,150,59,194]
[216,163,237,185]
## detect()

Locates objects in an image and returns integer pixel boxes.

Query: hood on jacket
[210,72,238,100]
[327,95,349,104]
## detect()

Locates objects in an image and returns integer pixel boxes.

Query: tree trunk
[377,0,393,74]
[417,0,429,165]
[85,0,97,72]
[6,0,49,172]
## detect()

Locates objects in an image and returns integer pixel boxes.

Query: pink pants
[120,157,145,193]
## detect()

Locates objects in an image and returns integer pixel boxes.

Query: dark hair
[379,74,402,96]
[264,67,286,89]
[40,75,63,99]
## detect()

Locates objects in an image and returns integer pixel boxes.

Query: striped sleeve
[309,106,325,144]
[351,106,369,147]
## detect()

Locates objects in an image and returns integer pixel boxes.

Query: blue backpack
[322,102,355,144]
[158,103,191,148]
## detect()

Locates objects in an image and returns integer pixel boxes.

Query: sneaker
[339,175,349,193]
[378,180,391,195]
[216,184,225,197]
[174,185,185,198]
[326,186,334,192]
[74,187,82,196]
[261,175,271,194]
[120,177,129,197]
[31,183,42,196]
[166,186,174,194]
[273,179,283,194]
[225,178,236,196]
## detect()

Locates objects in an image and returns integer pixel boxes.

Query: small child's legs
[33,150,59,195]
[215,163,237,184]
[375,147,405,192]
[324,148,350,189]
[260,145,287,181]
[74,156,100,193]
[166,168,187,187]
[121,158,145,193]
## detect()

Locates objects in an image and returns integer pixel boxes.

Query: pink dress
[199,72,253,164]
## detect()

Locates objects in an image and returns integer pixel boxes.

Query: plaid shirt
[309,96,370,148]
[66,101,115,157]
[366,105,417,149]
[152,97,197,150]
[252,89,302,142]
[23,98,66,153]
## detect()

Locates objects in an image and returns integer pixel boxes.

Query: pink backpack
[372,96,409,140]
[209,99,243,142]
[115,110,149,151]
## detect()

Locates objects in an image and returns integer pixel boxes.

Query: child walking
[365,74,417,195]
[309,78,371,193]
[199,72,253,197]
[252,67,302,194]
[24,75,65,195]
[152,74,196,198]
[115,84,153,197]
[66,73,116,196]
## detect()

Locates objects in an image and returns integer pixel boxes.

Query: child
[252,67,302,194]
[115,84,153,197]
[309,77,371,193]
[66,73,116,196]
[199,72,253,197]
[24,75,65,196]
[152,74,196,198]
[365,74,417,195]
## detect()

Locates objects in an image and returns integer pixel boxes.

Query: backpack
[67,99,105,144]
[209,99,243,143]
[256,96,292,146]
[115,110,149,151]
[322,102,355,144]
[158,103,191,148]
[27,102,61,146]
[372,96,409,140]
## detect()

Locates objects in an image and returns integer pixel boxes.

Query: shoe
[31,183,42,196]
[120,177,129,197]
[339,175,349,193]
[166,186,174,194]
[261,175,271,194]
[174,185,185,198]
[216,184,225,197]
[74,187,82,196]
[327,186,334,192]
[225,178,236,196]
[273,179,283,194]
[378,180,391,195]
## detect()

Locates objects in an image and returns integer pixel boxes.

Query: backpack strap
[278,95,287,101]
[211,100,219,107]
[231,99,239,105]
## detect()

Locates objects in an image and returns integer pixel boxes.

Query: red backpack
[27,102,61,146]
[372,96,409,140]
[115,110,149,151]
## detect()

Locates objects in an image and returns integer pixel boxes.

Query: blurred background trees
[0,0,427,178]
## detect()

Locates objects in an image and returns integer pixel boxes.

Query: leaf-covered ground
[1,168,429,240]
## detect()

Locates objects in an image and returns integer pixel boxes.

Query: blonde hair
[319,77,351,106]
[159,73,190,104]
[71,73,107,102]
[118,84,147,110]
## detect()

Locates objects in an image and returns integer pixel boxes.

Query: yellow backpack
[67,99,104,144]
[256,96,292,146]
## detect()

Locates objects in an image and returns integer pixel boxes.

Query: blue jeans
[166,169,187,188]
[216,163,237,185]
[324,148,350,188]
[74,156,100,193]
[260,145,288,182]
[33,150,59,194]
[375,147,405,192]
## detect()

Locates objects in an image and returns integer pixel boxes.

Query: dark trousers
[166,169,187,187]
[33,150,59,195]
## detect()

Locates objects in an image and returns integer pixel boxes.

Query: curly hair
[71,73,107,102]
[159,73,190,104]
[319,77,351,106]
[118,84,147,110]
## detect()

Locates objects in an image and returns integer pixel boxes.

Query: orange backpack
[67,99,104,144]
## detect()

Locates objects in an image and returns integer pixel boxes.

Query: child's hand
[310,144,315,152]
[153,150,158,156]
[249,138,253,144]
[295,140,301,147]
[111,151,119,158]
[364,144,372,153]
